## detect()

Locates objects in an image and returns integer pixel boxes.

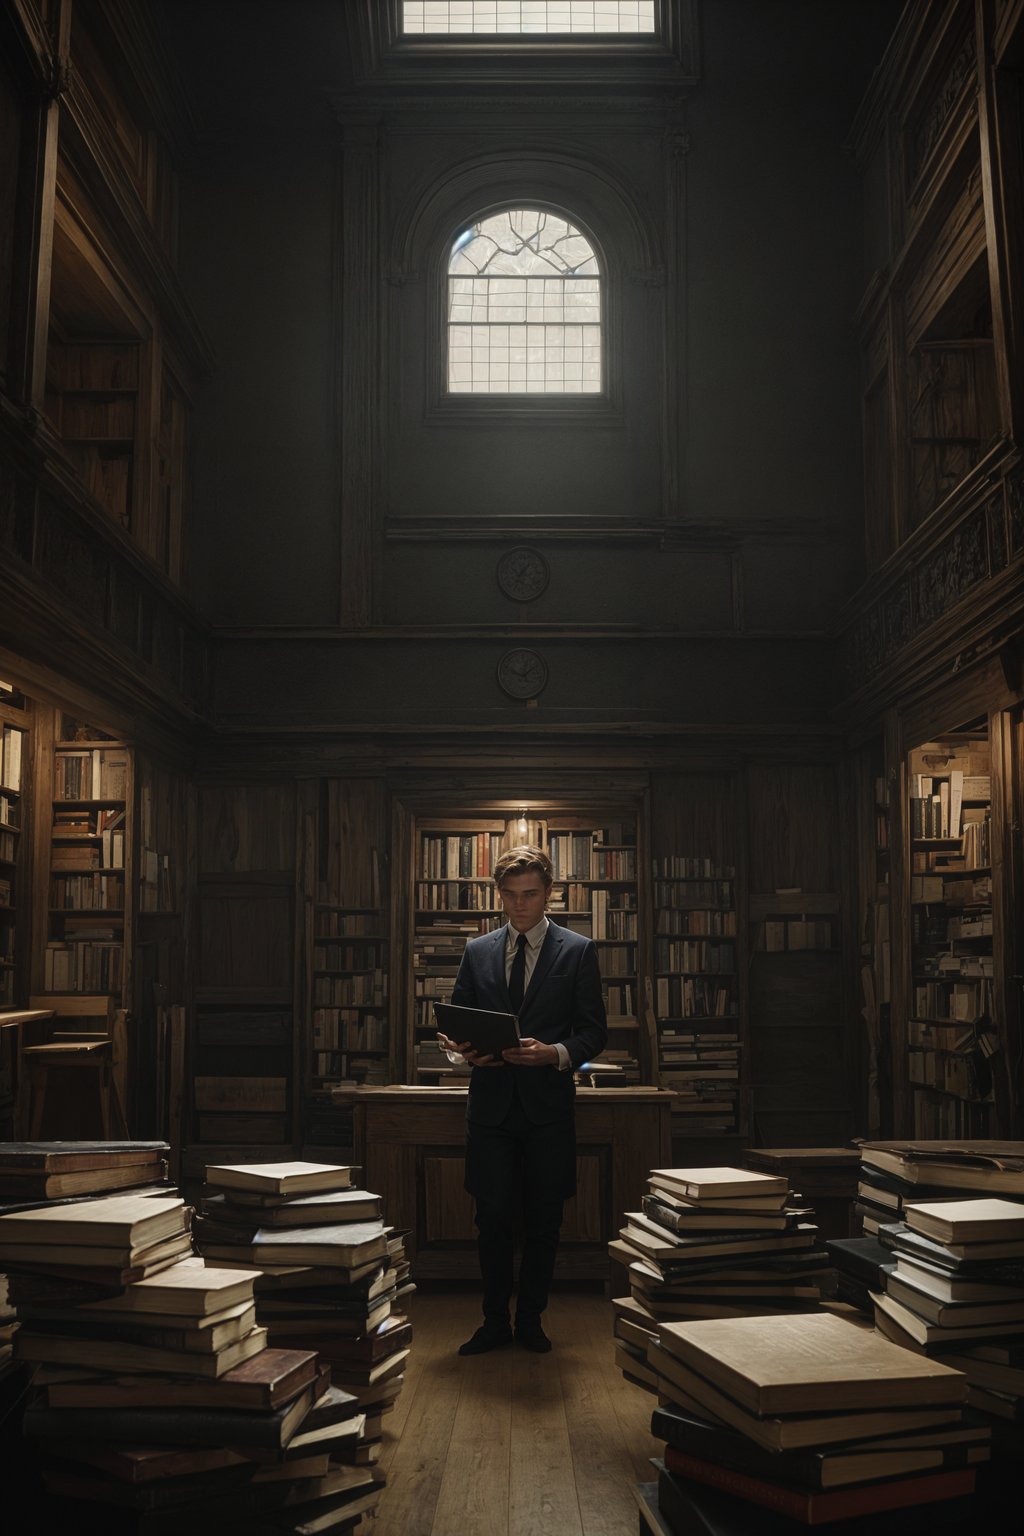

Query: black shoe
[515,1322,552,1353]
[458,1324,514,1357]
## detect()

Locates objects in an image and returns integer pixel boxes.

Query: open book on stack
[644,1312,983,1531]
[610,1168,828,1394]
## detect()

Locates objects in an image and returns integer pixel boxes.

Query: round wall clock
[497,648,548,700]
[496,546,549,603]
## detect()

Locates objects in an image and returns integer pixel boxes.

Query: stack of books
[610,1167,828,1392]
[0,1144,381,1531]
[873,1196,1024,1461]
[642,1312,986,1533]
[195,1161,413,1468]
[854,1139,1024,1236]
[0,1141,173,1440]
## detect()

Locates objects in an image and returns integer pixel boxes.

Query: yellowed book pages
[656,1312,967,1415]
[205,1162,355,1195]
[83,1259,260,1316]
[0,1194,186,1248]
[649,1168,788,1200]
[904,1198,1024,1243]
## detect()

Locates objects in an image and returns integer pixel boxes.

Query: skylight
[402,2,657,36]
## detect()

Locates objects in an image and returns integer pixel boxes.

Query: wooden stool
[21,1038,117,1138]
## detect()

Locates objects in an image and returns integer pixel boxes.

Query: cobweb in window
[403,2,656,33]
[448,209,602,394]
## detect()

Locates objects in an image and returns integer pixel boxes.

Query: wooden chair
[21,995,129,1138]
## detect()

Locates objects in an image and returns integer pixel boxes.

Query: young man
[437,844,607,1355]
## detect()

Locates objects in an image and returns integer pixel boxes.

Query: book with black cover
[25,1384,316,1449]
[433,1001,521,1057]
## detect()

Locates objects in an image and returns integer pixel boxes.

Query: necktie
[509,931,528,1012]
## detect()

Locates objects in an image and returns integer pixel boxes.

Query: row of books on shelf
[48,873,123,909]
[653,857,735,879]
[589,888,637,938]
[51,835,125,871]
[909,1018,997,1050]
[912,1088,994,1138]
[312,1011,387,1053]
[550,833,636,881]
[913,979,990,1019]
[599,945,635,976]
[420,832,505,879]
[907,1044,993,1100]
[655,939,734,972]
[910,782,987,842]
[0,876,11,907]
[53,747,128,800]
[44,934,124,990]
[314,942,385,972]
[312,974,387,1008]
[0,830,15,864]
[758,918,835,952]
[315,910,380,938]
[655,977,736,1018]
[415,881,495,911]
[660,1043,739,1067]
[654,879,733,909]
[0,791,18,828]
[912,873,990,902]
[551,882,636,913]
[0,726,24,792]
[604,980,635,1017]
[655,908,735,936]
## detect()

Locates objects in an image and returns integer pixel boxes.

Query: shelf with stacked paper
[652,858,740,1134]
[906,729,996,1138]
[312,907,389,1089]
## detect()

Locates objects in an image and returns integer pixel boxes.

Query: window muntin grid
[447,209,602,395]
[402,2,657,35]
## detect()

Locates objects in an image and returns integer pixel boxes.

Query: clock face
[496,546,549,603]
[497,648,548,700]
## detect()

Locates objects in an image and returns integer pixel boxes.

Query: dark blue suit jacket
[451,922,607,1126]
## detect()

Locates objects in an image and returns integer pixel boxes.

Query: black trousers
[465,1090,576,1325]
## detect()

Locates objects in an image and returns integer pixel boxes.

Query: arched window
[447,207,602,394]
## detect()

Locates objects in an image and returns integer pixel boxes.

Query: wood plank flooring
[375,1291,659,1536]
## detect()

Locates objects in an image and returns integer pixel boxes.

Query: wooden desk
[0,1009,55,1136]
[349,1085,675,1281]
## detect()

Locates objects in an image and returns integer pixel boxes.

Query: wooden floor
[375,1291,658,1536]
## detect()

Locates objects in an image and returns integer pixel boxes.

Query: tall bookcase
[406,807,643,1084]
[0,685,30,1010]
[906,726,996,1137]
[304,779,389,1150]
[39,712,132,1002]
[652,858,740,1135]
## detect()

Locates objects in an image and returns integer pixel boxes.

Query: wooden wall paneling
[198,782,296,874]
[985,31,1024,442]
[746,765,838,893]
[977,0,1017,440]
[195,881,293,1001]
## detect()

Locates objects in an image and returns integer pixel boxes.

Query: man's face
[498,870,550,933]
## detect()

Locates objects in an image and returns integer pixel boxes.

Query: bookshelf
[906,727,996,1137]
[44,339,139,533]
[42,713,132,1001]
[0,686,30,1010]
[651,857,739,1135]
[306,779,389,1150]
[408,810,642,1085]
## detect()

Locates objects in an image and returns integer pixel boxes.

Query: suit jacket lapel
[518,923,564,1018]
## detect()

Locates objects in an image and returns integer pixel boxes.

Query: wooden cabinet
[350,1086,674,1281]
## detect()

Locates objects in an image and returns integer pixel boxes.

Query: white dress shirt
[505,917,571,1072]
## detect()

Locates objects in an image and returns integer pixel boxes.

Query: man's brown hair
[493,844,553,888]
